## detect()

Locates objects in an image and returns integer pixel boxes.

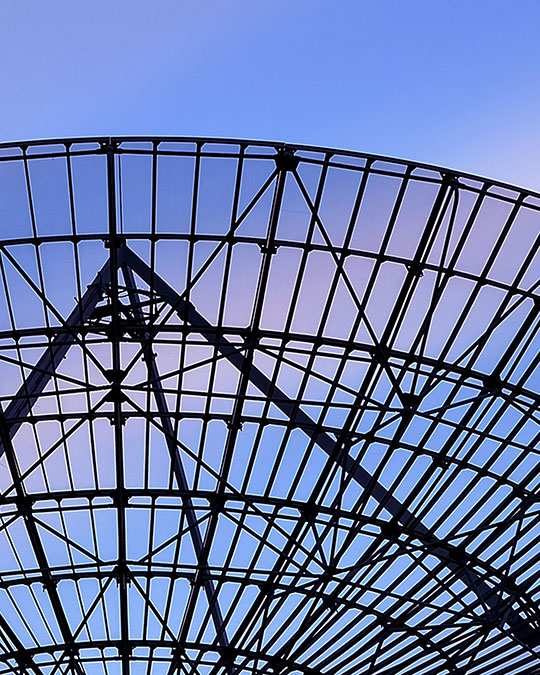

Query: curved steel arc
[0,135,539,198]
[0,631,537,675]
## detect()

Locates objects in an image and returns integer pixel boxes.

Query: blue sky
[1,1,539,188]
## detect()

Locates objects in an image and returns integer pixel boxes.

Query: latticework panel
[0,138,539,675]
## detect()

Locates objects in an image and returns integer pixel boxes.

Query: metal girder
[0,413,87,675]
[121,243,540,651]
[121,263,232,666]
[0,259,111,446]
[0,259,111,675]
[0,138,539,675]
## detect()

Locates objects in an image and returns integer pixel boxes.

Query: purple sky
[1,1,539,189]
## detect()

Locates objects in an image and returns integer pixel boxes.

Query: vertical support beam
[104,140,130,675]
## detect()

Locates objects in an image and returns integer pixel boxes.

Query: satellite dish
[0,137,538,675]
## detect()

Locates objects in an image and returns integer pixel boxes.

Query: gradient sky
[1,0,539,189]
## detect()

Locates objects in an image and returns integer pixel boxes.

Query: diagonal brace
[121,244,540,650]
[121,264,231,653]
[0,259,111,449]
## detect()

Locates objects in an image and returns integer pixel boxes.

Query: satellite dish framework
[0,138,539,675]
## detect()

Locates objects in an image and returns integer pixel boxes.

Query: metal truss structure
[0,137,539,675]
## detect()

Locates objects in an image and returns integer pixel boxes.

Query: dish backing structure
[0,137,539,675]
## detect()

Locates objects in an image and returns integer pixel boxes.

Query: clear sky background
[1,0,539,190]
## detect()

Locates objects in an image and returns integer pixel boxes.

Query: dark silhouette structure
[0,138,539,675]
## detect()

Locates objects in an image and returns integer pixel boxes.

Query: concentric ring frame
[0,137,539,675]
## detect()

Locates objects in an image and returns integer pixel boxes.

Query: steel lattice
[0,138,539,675]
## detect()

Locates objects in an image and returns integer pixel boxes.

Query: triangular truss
[0,138,539,675]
